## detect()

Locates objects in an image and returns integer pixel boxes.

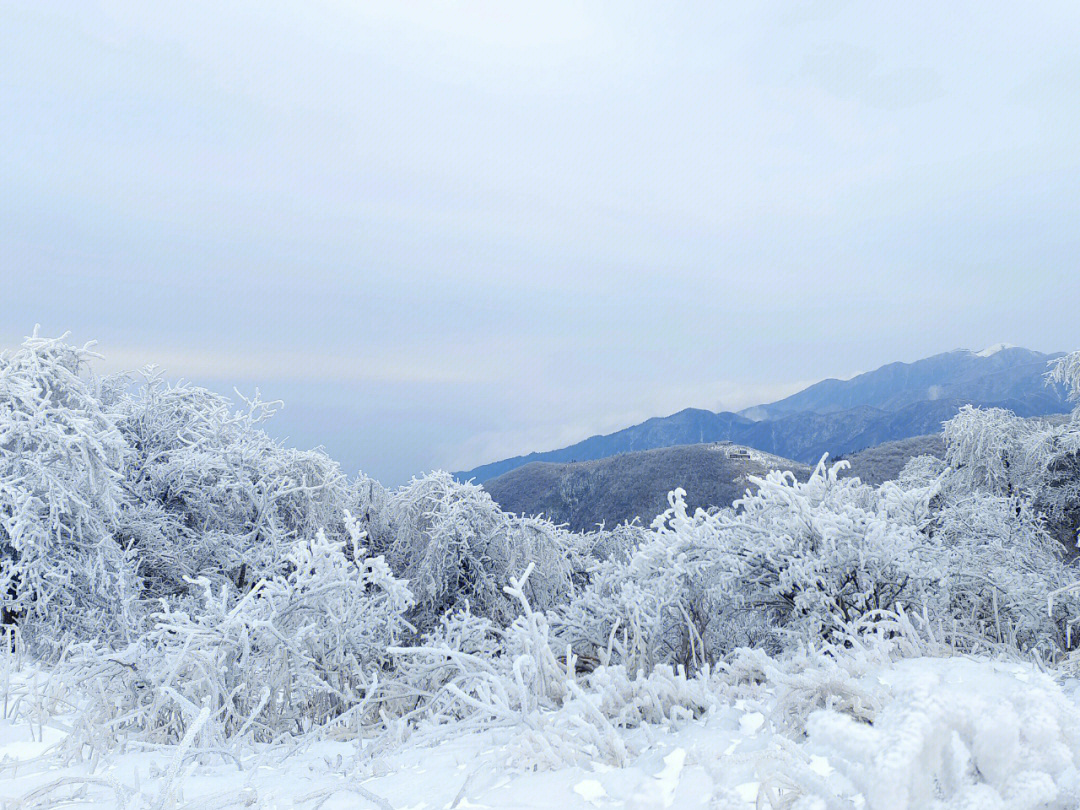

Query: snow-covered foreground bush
[552,456,1080,673]
[7,636,1080,808]
[57,515,414,748]
[3,332,1080,807]
[0,331,136,647]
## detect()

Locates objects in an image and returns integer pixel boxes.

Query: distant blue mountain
[739,346,1066,419]
[455,347,1071,484]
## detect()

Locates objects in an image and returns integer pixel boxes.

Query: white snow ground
[3,655,1080,809]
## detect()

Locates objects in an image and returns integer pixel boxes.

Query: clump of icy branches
[0,330,136,644]
[3,331,1080,776]
[551,455,1080,674]
[384,471,588,633]
[61,514,414,748]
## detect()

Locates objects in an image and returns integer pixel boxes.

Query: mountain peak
[974,343,1015,357]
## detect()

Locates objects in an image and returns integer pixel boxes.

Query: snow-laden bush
[1049,350,1080,403]
[0,329,137,647]
[382,565,571,738]
[2,331,366,652]
[369,563,714,770]
[944,405,1054,498]
[1036,352,1080,551]
[554,455,1080,673]
[932,490,1080,656]
[942,356,1080,552]
[583,520,648,563]
[113,370,352,599]
[384,472,585,633]
[944,405,1080,553]
[59,513,413,746]
[723,462,947,641]
[1044,447,1080,555]
[552,461,934,671]
[551,490,729,674]
[349,471,394,557]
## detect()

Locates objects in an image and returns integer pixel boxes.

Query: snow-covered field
[4,652,1080,809]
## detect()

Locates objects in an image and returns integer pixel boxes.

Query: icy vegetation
[3,329,1080,808]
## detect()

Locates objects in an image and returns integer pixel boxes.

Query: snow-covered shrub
[552,461,941,671]
[374,604,503,738]
[944,405,1080,553]
[943,405,1049,498]
[62,513,413,745]
[349,471,394,557]
[385,472,584,633]
[723,462,945,644]
[932,491,1080,657]
[1049,350,1080,403]
[551,488,727,673]
[1043,446,1080,554]
[367,564,572,752]
[941,354,1080,552]
[0,329,137,647]
[896,452,949,487]
[378,564,713,770]
[113,370,352,597]
[584,520,648,563]
[1035,350,1080,549]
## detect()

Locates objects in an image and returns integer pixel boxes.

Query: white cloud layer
[86,344,498,386]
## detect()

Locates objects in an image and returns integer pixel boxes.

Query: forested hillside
[482,443,812,531]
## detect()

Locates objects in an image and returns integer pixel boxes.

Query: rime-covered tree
[385,472,584,633]
[71,513,414,743]
[0,329,136,645]
[941,351,1080,552]
[112,369,352,598]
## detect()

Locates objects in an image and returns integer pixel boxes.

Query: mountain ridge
[742,347,1065,420]
[455,347,1070,484]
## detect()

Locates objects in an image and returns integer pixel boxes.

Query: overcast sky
[3,2,1079,485]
